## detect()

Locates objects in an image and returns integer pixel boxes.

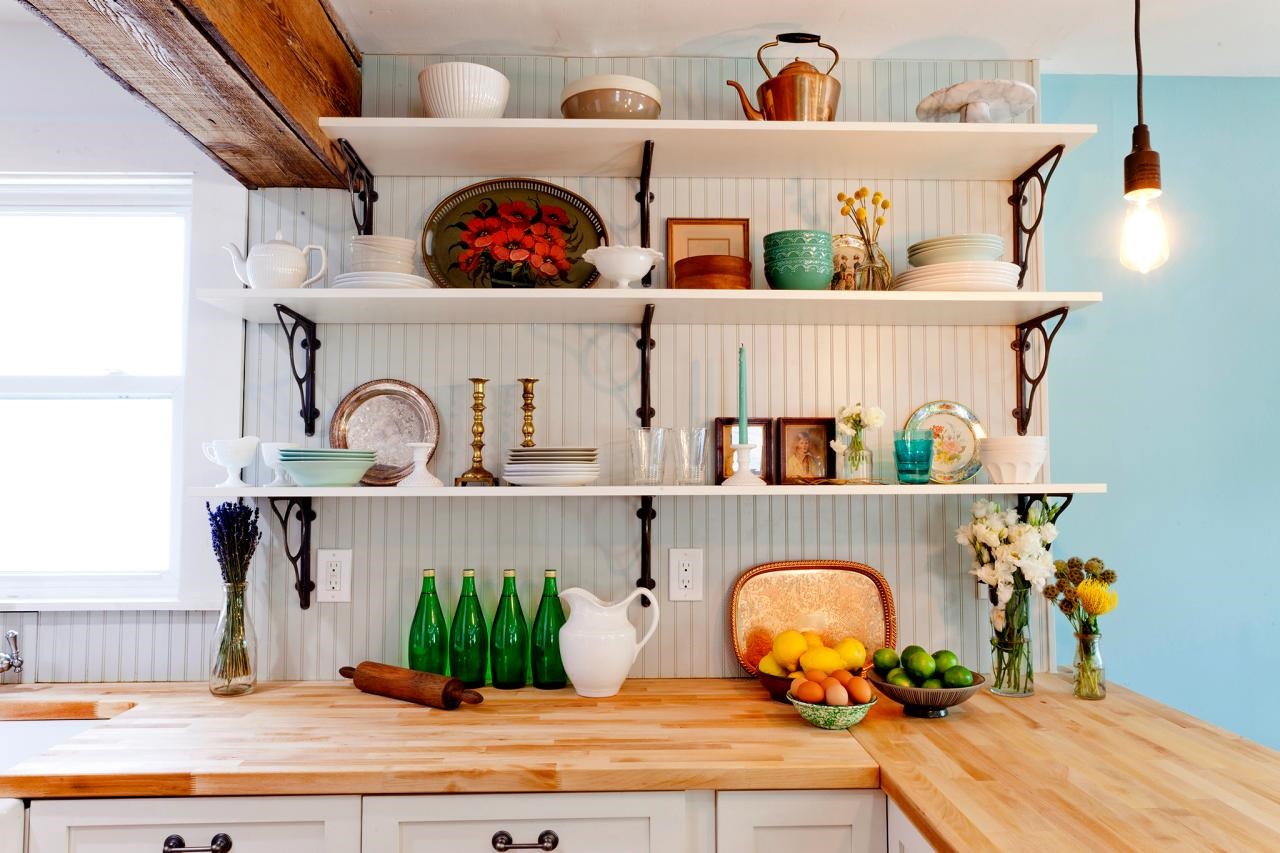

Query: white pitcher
[558,587,658,698]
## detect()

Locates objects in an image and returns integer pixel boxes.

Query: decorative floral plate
[903,400,987,484]
[421,178,608,288]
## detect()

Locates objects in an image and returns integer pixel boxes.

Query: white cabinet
[716,790,886,853]
[887,797,937,853]
[363,791,713,853]
[28,796,360,853]
[0,799,23,853]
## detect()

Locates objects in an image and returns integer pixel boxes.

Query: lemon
[789,670,807,680]
[802,631,826,648]
[834,637,867,670]
[771,630,807,670]
[758,653,787,677]
[798,646,844,674]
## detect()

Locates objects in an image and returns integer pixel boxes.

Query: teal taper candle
[738,343,747,444]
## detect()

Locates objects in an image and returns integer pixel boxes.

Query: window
[0,175,222,605]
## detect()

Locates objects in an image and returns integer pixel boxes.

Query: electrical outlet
[668,548,703,601]
[317,549,352,603]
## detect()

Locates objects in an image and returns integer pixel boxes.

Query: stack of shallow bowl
[979,435,1047,484]
[897,233,1014,292]
[503,447,600,486]
[907,233,1003,267]
[763,230,834,290]
[336,235,432,289]
[277,448,376,487]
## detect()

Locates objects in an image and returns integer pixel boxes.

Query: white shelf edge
[191,483,1107,499]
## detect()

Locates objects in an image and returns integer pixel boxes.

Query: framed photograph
[775,418,837,484]
[666,218,750,284]
[713,417,774,484]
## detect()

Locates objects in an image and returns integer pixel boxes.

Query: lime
[904,650,937,682]
[888,671,915,688]
[932,650,960,674]
[872,648,900,675]
[921,678,944,689]
[942,665,975,688]
[900,644,926,665]
[884,667,907,683]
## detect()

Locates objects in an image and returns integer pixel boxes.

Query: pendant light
[1120,0,1170,273]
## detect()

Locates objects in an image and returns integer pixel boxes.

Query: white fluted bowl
[582,246,663,288]
[980,436,1047,484]
[418,62,509,119]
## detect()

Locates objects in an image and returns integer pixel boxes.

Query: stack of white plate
[350,234,417,274]
[894,261,1020,292]
[503,447,600,486]
[277,448,376,486]
[979,435,1047,484]
[332,271,434,289]
[908,233,1004,267]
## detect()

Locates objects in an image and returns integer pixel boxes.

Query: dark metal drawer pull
[162,833,233,853]
[492,829,559,851]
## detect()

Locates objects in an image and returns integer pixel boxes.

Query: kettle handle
[619,587,660,661]
[757,33,840,78]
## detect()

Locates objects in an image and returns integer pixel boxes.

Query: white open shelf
[191,483,1107,499]
[198,288,1101,327]
[318,118,1097,180]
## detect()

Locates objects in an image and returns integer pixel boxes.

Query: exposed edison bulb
[1120,190,1169,274]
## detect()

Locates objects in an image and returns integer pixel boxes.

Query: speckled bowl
[787,693,877,729]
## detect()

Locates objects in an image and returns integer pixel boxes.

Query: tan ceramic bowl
[562,89,661,119]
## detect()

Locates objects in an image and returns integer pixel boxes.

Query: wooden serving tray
[731,560,897,676]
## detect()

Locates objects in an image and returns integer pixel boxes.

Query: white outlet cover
[317,549,352,603]
[668,548,703,602]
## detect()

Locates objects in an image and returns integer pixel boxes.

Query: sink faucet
[0,630,22,674]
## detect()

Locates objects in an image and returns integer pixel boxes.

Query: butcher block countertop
[2,677,1278,852]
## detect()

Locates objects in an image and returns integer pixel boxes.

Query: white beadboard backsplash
[28,54,1063,682]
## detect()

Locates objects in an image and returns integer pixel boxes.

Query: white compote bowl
[399,441,443,487]
[202,436,260,489]
[582,246,664,289]
[260,441,299,486]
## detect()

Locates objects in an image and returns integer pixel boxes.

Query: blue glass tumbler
[894,429,934,484]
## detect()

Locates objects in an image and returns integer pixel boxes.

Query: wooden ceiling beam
[18,0,362,189]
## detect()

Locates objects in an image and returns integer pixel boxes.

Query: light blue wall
[1043,75,1280,749]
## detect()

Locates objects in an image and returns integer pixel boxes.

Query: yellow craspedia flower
[1076,578,1118,616]
[855,207,867,220]
[857,186,870,198]
[872,191,883,204]
[840,205,851,216]
[837,191,848,202]
[881,199,891,210]
[875,216,886,227]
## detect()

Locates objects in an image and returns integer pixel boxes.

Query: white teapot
[558,587,658,697]
[224,230,326,289]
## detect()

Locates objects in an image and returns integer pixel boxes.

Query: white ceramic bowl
[418,62,509,119]
[560,74,663,119]
[980,436,1047,484]
[582,246,663,288]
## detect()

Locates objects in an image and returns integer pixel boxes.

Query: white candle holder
[398,441,443,488]
[722,443,766,486]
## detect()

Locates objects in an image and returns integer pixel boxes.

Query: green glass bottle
[490,569,528,690]
[407,569,448,674]
[531,569,568,690]
[449,569,487,688]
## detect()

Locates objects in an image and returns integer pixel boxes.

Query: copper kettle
[727,33,841,121]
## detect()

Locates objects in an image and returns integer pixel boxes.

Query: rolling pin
[339,661,484,710]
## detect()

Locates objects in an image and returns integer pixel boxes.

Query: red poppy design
[492,226,535,262]
[498,200,536,226]
[541,205,570,227]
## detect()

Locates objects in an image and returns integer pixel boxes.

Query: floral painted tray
[421,178,608,288]
[904,400,987,484]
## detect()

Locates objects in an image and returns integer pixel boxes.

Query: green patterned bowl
[763,229,832,249]
[787,693,877,729]
[765,260,835,290]
[764,245,833,262]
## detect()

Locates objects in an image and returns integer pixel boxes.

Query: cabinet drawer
[363,792,703,853]
[29,795,360,853]
[717,790,886,853]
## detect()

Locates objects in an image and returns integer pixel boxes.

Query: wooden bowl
[756,671,796,703]
[868,671,985,718]
[673,254,751,289]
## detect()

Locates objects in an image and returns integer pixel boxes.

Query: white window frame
[0,172,246,610]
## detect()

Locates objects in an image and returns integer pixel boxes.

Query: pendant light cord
[1135,0,1144,125]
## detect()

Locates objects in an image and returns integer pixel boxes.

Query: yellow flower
[1076,579,1118,617]
[881,199,892,210]
[855,207,867,220]
[872,191,883,204]
[837,191,848,202]
[875,216,886,227]
[840,205,851,216]
[857,186,870,198]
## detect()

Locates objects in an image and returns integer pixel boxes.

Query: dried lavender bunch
[206,500,261,585]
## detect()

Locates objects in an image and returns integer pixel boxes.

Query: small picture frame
[666,217,750,284]
[775,418,837,484]
[713,417,774,484]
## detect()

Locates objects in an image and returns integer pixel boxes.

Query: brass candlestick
[455,377,496,486]
[518,378,538,447]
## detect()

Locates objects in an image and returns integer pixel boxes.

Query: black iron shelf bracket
[636,140,656,287]
[268,496,317,609]
[1009,144,1065,290]
[336,137,378,237]
[1011,306,1068,436]
[635,302,657,604]
[274,304,321,437]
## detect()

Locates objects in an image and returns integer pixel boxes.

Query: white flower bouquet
[830,403,885,478]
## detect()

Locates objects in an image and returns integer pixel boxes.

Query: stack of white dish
[894,260,1021,292]
[979,435,1047,484]
[503,447,600,486]
[908,233,1004,267]
[349,235,417,272]
[333,271,433,289]
[277,448,376,487]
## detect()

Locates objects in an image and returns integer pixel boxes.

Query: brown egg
[795,680,826,704]
[831,669,854,686]
[846,676,873,705]
[819,676,841,692]
[803,669,829,682]
[825,682,851,706]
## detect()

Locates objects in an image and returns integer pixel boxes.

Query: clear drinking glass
[674,427,707,484]
[629,427,668,485]
[893,429,934,484]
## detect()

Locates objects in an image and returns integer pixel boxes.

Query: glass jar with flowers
[206,500,261,696]
[830,403,885,482]
[1044,556,1118,700]
[835,187,893,291]
[956,498,1062,697]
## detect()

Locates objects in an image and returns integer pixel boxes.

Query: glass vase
[1073,632,1106,700]
[853,242,893,291]
[839,430,874,482]
[209,582,256,696]
[990,585,1034,697]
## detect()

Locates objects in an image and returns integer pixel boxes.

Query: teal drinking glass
[894,429,934,484]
